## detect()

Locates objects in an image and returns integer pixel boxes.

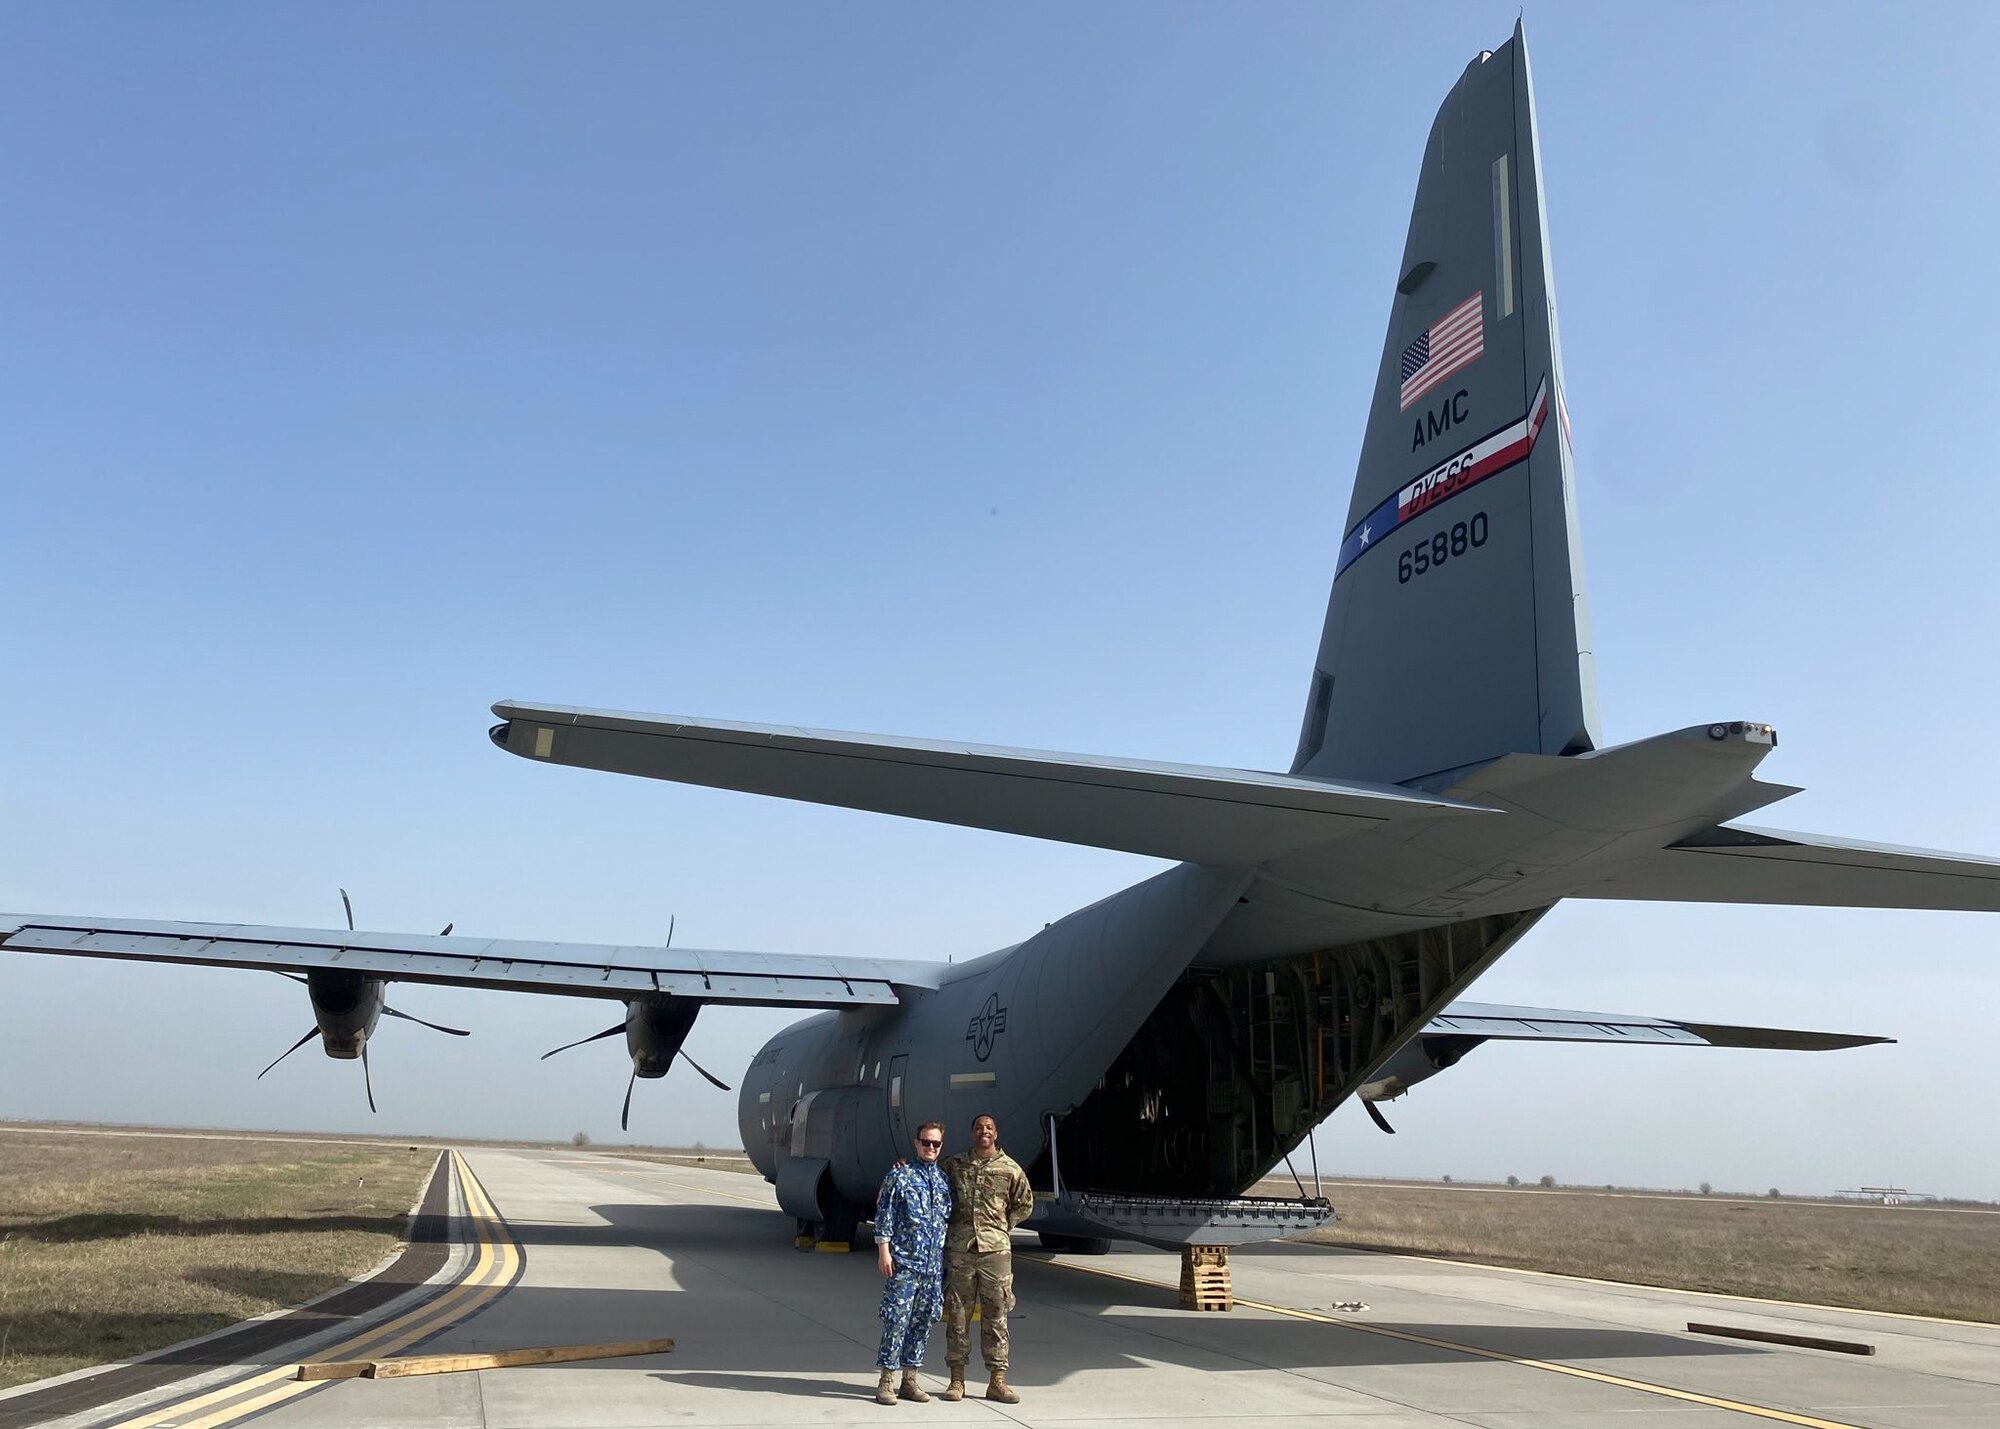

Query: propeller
[256,895,469,1108]
[677,1050,731,1092]
[541,1023,625,1061]
[1363,1100,1396,1135]
[540,1022,731,1091]
[382,1005,470,1037]
[340,889,469,1034]
[338,889,452,940]
[258,1028,320,1080]
[649,916,732,1090]
[542,998,734,1132]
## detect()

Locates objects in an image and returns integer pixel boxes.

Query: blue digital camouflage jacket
[874,1160,951,1276]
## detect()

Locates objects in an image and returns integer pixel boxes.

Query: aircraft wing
[1426,1001,1890,1051]
[0,914,943,1008]
[1569,824,2000,912]
[487,701,1491,866]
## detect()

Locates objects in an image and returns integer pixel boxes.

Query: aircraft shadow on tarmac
[453,1203,1760,1387]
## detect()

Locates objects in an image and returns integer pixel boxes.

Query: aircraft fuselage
[740,723,1782,1232]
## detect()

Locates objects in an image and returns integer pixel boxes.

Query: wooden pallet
[1178,1245,1232,1312]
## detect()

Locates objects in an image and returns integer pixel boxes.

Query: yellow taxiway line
[1048,1257,1875,1429]
[101,1151,522,1429]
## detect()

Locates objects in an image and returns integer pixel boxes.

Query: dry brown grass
[1282,1180,2000,1323]
[0,1129,434,1390]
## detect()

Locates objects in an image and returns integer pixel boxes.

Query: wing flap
[1570,824,2000,911]
[489,701,1491,865]
[0,915,935,1008]
[1428,1000,1889,1051]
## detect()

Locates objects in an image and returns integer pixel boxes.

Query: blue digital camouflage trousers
[876,1265,945,1369]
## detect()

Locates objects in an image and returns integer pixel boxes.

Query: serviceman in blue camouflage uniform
[872,1120,952,1405]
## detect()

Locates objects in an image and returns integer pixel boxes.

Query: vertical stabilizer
[1294,24,1598,786]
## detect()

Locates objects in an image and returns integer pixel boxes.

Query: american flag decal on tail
[1398,291,1484,410]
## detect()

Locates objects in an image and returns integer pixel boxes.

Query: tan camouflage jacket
[940,1148,1034,1253]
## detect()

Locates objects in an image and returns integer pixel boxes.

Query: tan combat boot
[940,1362,967,1401]
[985,1370,1020,1404]
[898,1370,931,1403]
[875,1368,898,1405]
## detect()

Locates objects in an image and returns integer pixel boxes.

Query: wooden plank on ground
[1686,1322,1874,1355]
[295,1360,374,1381]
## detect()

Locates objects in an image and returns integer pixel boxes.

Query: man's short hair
[916,1121,945,1139]
[970,1114,996,1129]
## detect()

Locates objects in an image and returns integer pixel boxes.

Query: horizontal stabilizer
[1428,1001,1889,1051]
[1571,824,2000,912]
[489,701,1491,864]
[0,914,943,1009]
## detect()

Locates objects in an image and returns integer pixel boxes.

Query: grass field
[1286,1179,2000,1323]
[0,1129,434,1390]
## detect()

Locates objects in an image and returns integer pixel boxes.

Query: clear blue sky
[5,3,1998,1198]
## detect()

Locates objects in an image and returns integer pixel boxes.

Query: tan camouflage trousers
[942,1248,1014,1370]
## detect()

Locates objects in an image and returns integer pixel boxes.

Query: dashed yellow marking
[1047,1258,1874,1429]
[104,1152,522,1429]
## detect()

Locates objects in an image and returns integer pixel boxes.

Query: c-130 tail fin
[1293,23,1599,788]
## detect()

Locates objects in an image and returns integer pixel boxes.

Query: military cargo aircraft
[8,23,1999,1251]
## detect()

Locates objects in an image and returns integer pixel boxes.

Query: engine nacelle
[306,969,386,1059]
[1356,1033,1482,1103]
[626,995,700,1079]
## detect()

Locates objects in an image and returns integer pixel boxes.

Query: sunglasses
[916,1139,942,1149]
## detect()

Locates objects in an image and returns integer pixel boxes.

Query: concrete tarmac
[71,1148,2000,1429]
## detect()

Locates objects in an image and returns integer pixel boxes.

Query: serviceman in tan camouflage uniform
[939,1112,1036,1404]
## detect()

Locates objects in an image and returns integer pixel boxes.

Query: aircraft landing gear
[796,1198,867,1252]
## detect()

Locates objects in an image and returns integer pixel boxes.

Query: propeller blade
[621,1069,637,1132]
[257,1027,320,1079]
[665,914,675,949]
[676,1049,731,1092]
[439,922,453,937]
[382,1005,470,1037]
[1363,1099,1396,1135]
[339,888,355,932]
[540,1023,625,1061]
[362,1043,376,1113]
